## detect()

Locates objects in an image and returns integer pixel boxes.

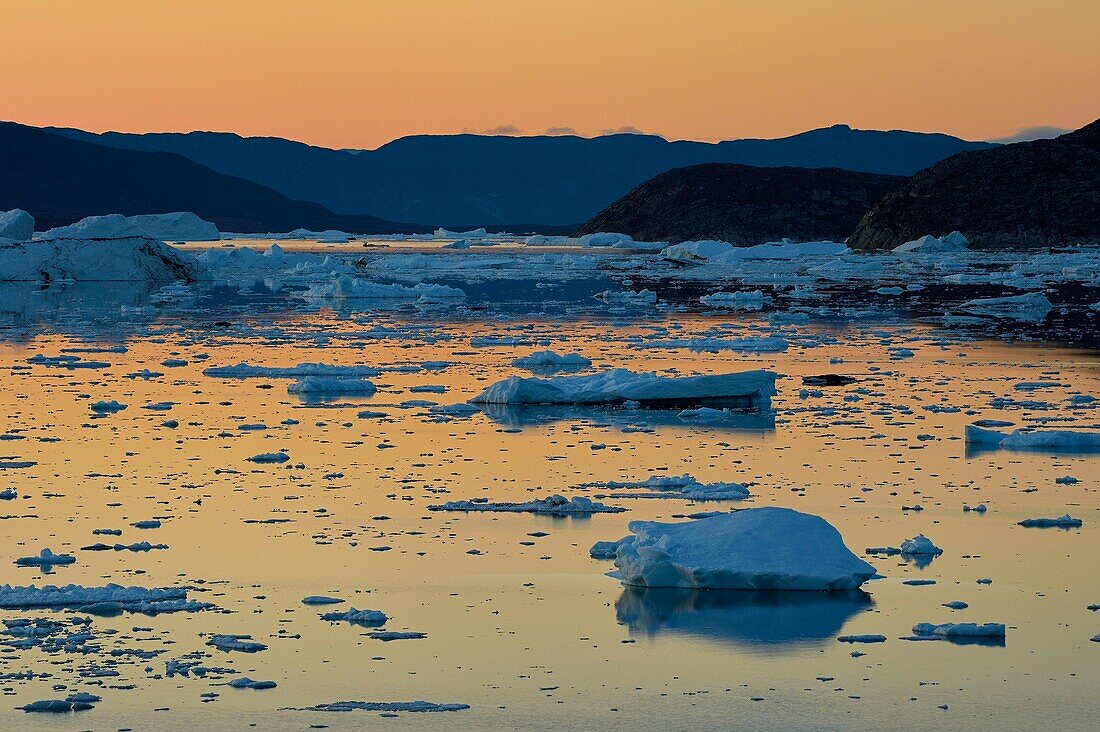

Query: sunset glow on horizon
[5,0,1099,149]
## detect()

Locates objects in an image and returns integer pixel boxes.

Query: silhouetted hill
[47,125,994,227]
[0,122,429,234]
[576,164,904,245]
[849,119,1100,249]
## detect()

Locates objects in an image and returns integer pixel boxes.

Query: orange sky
[4,0,1098,149]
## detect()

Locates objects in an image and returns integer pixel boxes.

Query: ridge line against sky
[5,0,1098,149]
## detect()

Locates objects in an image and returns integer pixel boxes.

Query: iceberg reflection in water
[614,586,872,652]
[476,402,776,432]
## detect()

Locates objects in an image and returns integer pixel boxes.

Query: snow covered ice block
[607,507,876,591]
[470,369,776,409]
[288,376,377,396]
[0,209,34,242]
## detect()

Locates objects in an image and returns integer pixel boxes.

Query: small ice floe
[957,292,1053,323]
[943,601,969,610]
[247,452,290,464]
[909,622,1006,641]
[0,488,17,500]
[903,579,937,586]
[21,698,95,713]
[204,362,380,379]
[512,350,592,371]
[963,504,987,513]
[367,631,427,641]
[302,595,344,605]
[302,276,466,304]
[430,494,624,515]
[81,541,167,552]
[206,634,268,653]
[595,289,657,306]
[89,400,127,414]
[966,425,1100,452]
[228,677,277,690]
[900,534,943,556]
[14,549,75,567]
[1017,515,1083,528]
[319,608,388,626]
[837,634,887,644]
[286,700,470,713]
[599,474,750,501]
[470,369,776,409]
[0,583,210,613]
[287,376,377,396]
[1055,476,1079,485]
[604,507,875,591]
[699,290,766,311]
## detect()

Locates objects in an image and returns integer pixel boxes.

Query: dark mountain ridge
[46,124,995,227]
[576,164,904,245]
[0,122,429,234]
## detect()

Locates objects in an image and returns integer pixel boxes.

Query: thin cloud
[544,126,577,136]
[991,125,1070,144]
[600,125,644,135]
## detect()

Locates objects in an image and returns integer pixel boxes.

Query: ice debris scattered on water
[430,494,624,515]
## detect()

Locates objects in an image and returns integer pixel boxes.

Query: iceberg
[0,209,34,242]
[699,290,766,310]
[204,362,381,379]
[512,350,592,371]
[966,425,1100,452]
[911,622,1005,638]
[1017,514,1083,528]
[605,507,876,591]
[0,583,210,613]
[301,275,465,303]
[892,231,968,254]
[900,534,943,556]
[0,214,198,283]
[127,212,220,241]
[320,607,388,626]
[470,369,776,409]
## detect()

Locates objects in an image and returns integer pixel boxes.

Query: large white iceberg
[470,369,776,409]
[0,215,198,283]
[127,212,220,241]
[0,209,34,242]
[606,508,875,591]
[957,292,1052,322]
[966,425,1100,452]
[892,231,968,254]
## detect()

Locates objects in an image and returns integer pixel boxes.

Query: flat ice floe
[470,369,776,409]
[966,425,1100,452]
[430,494,624,514]
[286,700,470,713]
[604,507,876,591]
[910,622,1006,639]
[0,584,211,613]
[957,292,1053,322]
[204,362,381,379]
[287,376,377,396]
[597,474,751,501]
[301,275,466,303]
[1017,515,1083,528]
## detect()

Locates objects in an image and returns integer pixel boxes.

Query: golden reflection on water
[0,312,1097,730]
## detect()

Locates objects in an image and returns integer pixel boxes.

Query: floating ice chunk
[595,289,657,306]
[700,290,766,310]
[601,474,750,501]
[302,596,344,605]
[837,634,887,643]
[289,700,470,713]
[471,369,776,409]
[660,239,734,263]
[963,504,988,513]
[900,534,943,556]
[206,634,267,653]
[911,622,1005,638]
[607,507,876,591]
[21,699,94,713]
[301,276,465,303]
[943,601,969,610]
[966,425,1100,452]
[247,453,290,464]
[320,607,388,626]
[368,631,427,641]
[590,537,632,559]
[430,494,624,515]
[709,240,850,263]
[228,677,277,690]
[957,292,1052,322]
[1017,514,1083,528]
[127,212,220,241]
[892,231,968,254]
[288,377,377,396]
[14,549,75,567]
[512,351,592,371]
[0,209,34,242]
[90,400,127,414]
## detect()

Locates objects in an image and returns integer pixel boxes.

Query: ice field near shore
[0,228,1097,730]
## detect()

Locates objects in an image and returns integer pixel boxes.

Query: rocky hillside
[849,119,1100,249]
[575,164,903,245]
